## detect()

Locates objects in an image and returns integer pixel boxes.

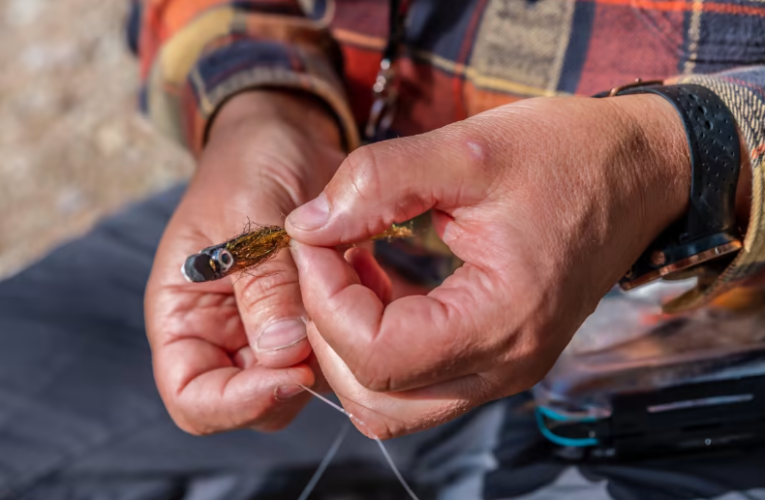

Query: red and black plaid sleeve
[136,0,765,304]
[137,0,360,156]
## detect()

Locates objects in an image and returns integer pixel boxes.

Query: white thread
[299,384,421,500]
[297,421,350,500]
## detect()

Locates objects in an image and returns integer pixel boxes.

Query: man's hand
[145,91,344,435]
[286,95,692,439]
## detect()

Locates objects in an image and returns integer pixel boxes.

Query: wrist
[191,91,346,221]
[607,88,747,291]
[209,90,343,150]
[607,94,692,236]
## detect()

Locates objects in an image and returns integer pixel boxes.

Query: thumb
[285,126,497,246]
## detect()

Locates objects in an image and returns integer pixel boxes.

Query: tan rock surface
[0,0,193,278]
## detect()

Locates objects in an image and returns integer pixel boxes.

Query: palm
[144,91,347,435]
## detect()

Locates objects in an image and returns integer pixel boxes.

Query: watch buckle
[608,78,665,97]
[620,234,742,291]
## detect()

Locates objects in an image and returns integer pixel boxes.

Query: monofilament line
[297,421,350,500]
[299,384,421,500]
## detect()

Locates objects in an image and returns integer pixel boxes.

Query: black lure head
[182,244,235,283]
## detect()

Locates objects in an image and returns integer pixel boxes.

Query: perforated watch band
[604,83,743,289]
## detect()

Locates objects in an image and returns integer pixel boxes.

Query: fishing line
[297,420,351,500]
[299,384,421,500]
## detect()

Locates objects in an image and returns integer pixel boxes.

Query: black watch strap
[603,83,743,289]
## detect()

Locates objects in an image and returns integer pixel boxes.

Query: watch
[599,79,743,290]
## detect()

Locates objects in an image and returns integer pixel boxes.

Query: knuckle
[254,155,311,208]
[344,404,399,440]
[447,122,493,169]
[496,332,556,395]
[447,113,519,196]
[170,412,214,437]
[235,261,300,314]
[180,424,210,437]
[467,371,505,405]
[514,327,545,361]
[353,354,394,393]
[508,369,546,396]
[168,397,223,436]
[363,419,397,441]
[350,326,423,393]
[357,370,393,393]
[343,146,383,203]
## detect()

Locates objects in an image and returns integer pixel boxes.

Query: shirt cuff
[183,38,360,155]
[142,10,360,157]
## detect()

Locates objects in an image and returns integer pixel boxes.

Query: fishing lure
[182,223,413,283]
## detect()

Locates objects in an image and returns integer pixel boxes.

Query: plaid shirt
[136,0,765,308]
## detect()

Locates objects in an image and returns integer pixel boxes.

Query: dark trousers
[1,186,763,500]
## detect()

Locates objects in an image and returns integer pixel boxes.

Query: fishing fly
[182,222,412,283]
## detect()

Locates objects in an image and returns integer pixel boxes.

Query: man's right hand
[145,91,344,435]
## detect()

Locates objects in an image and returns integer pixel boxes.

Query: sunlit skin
[147,89,750,439]
[285,95,703,439]
[145,91,346,434]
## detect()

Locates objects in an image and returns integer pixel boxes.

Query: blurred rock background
[0,0,193,278]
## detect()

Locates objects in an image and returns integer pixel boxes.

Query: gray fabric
[427,403,505,500]
[509,469,765,500]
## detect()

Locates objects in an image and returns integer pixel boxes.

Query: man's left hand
[285,95,691,439]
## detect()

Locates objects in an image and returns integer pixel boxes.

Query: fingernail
[256,319,307,352]
[288,193,330,231]
[275,385,306,401]
[288,239,307,271]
